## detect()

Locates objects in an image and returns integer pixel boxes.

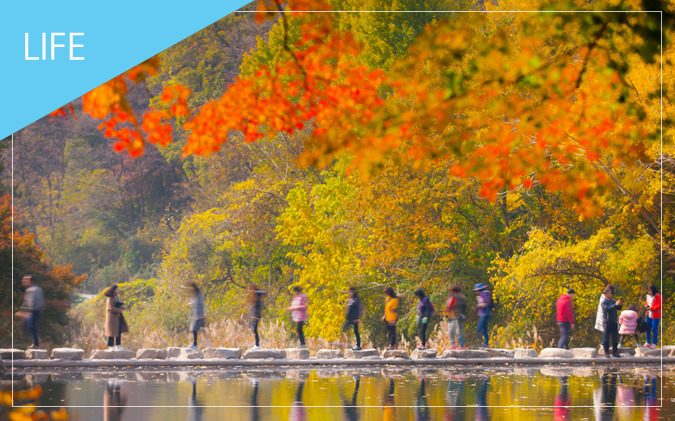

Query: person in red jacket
[556,288,575,349]
[644,284,662,349]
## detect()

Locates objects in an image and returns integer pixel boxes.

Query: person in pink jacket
[618,304,639,346]
[287,286,309,348]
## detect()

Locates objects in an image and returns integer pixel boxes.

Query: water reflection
[103,379,128,421]
[445,375,465,421]
[12,366,673,421]
[341,376,359,421]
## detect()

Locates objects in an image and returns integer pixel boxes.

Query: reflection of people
[103,380,128,421]
[187,380,203,421]
[383,379,395,421]
[248,284,265,350]
[643,375,659,420]
[250,378,260,421]
[289,381,307,421]
[343,287,363,351]
[593,369,617,421]
[104,285,128,351]
[342,376,360,421]
[415,378,430,421]
[444,375,465,421]
[616,375,635,420]
[475,378,489,421]
[20,275,44,349]
[188,283,205,350]
[553,376,570,421]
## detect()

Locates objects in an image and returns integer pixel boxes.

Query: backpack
[636,315,649,333]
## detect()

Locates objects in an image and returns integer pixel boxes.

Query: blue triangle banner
[0,0,252,139]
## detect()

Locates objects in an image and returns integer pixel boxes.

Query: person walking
[415,289,434,350]
[382,287,399,349]
[287,286,309,348]
[556,288,575,349]
[343,286,363,351]
[19,275,44,349]
[601,286,622,358]
[445,285,467,350]
[104,285,128,351]
[595,284,613,347]
[644,285,661,349]
[618,304,639,347]
[187,283,205,350]
[248,283,265,350]
[643,288,654,347]
[473,283,492,348]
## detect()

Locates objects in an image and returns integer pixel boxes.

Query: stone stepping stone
[597,346,635,357]
[202,348,241,359]
[411,349,437,359]
[540,367,574,377]
[243,349,286,359]
[90,349,134,360]
[316,349,343,359]
[344,348,379,359]
[571,347,598,358]
[513,348,538,358]
[539,348,574,358]
[0,349,26,359]
[487,348,514,358]
[440,349,489,359]
[135,348,168,360]
[382,349,409,359]
[25,349,49,359]
[285,348,310,360]
[169,348,203,360]
[50,348,84,360]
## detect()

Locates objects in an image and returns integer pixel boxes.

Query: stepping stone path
[539,348,574,358]
[135,348,168,360]
[50,348,84,360]
[316,349,343,359]
[441,349,490,359]
[285,348,310,360]
[0,349,26,359]
[571,348,598,359]
[513,348,538,358]
[25,349,49,359]
[411,349,437,359]
[90,349,134,360]
[168,348,203,360]
[382,349,409,359]
[598,346,635,357]
[243,349,286,359]
[202,348,242,359]
[344,349,379,359]
[487,348,515,358]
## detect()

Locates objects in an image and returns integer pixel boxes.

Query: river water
[6,365,674,420]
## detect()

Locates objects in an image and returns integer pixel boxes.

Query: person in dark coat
[415,289,434,350]
[601,286,623,358]
[343,286,363,350]
[20,275,44,349]
[187,282,205,350]
[248,283,265,350]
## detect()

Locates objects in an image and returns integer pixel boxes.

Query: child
[618,304,639,346]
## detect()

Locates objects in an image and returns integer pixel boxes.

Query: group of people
[244,282,493,351]
[556,284,663,357]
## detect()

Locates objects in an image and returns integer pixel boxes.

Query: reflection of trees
[342,376,360,421]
